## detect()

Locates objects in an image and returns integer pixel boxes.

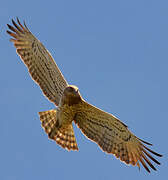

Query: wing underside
[74,101,162,172]
[7,18,68,105]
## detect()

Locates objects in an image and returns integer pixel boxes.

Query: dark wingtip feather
[141,151,157,171]
[16,17,26,31]
[143,144,162,157]
[23,20,29,30]
[138,137,153,146]
[17,17,21,26]
[12,19,21,32]
[6,29,18,39]
[7,24,13,31]
[6,30,11,34]
[142,148,161,165]
[12,19,15,25]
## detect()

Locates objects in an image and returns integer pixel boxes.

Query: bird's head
[64,85,79,95]
[61,85,82,105]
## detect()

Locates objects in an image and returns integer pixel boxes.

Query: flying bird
[7,18,162,173]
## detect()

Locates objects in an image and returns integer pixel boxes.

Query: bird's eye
[69,87,74,91]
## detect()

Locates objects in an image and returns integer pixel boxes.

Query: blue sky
[0,0,167,179]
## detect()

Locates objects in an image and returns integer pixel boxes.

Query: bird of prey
[7,18,162,173]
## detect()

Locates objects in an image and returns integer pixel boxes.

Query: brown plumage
[74,101,162,173]
[7,18,68,106]
[39,109,78,150]
[7,18,162,173]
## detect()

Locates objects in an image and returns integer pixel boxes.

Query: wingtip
[7,24,11,29]
[143,144,163,158]
[11,19,15,24]
[16,17,22,26]
[16,17,19,22]
[6,30,12,36]
[23,20,28,30]
[157,153,163,157]
[138,137,153,146]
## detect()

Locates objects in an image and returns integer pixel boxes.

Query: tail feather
[39,109,57,134]
[55,125,78,150]
[39,109,78,151]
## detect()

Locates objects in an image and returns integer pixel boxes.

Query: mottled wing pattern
[7,18,68,105]
[39,109,78,150]
[74,101,162,172]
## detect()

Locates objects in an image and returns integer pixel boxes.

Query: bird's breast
[57,104,77,127]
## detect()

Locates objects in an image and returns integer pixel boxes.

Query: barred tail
[39,109,78,151]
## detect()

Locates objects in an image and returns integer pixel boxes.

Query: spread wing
[7,18,68,106]
[74,101,162,173]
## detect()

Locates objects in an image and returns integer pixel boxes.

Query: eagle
[7,18,162,173]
